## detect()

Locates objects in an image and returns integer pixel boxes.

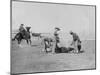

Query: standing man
[70,31,82,53]
[53,27,61,53]
[54,27,60,42]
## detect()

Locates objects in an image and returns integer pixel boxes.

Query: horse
[12,27,32,47]
[32,33,42,39]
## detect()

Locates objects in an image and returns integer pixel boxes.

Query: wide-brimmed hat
[55,27,60,31]
[70,31,73,34]
[21,24,24,26]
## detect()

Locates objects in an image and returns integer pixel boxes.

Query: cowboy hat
[55,27,60,31]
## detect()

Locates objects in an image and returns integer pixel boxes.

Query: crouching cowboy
[70,31,82,53]
[43,37,54,53]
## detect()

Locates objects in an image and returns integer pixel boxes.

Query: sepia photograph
[11,0,96,74]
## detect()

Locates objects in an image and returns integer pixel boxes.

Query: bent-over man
[70,31,82,53]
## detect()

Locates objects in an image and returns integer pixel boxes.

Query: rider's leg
[26,40,29,44]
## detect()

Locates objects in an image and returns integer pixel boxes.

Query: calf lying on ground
[55,45,83,53]
[55,41,83,53]
[55,46,74,53]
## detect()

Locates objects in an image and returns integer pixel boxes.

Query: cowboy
[19,24,26,37]
[43,37,53,53]
[19,24,25,32]
[70,31,81,53]
[54,27,60,43]
[54,27,61,53]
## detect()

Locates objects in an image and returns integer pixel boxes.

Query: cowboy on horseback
[12,24,25,41]
[12,24,32,46]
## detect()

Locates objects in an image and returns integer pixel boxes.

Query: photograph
[11,0,96,74]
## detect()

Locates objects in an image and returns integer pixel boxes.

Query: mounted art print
[11,0,96,74]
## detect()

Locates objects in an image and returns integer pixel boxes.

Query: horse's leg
[18,40,20,44]
[26,39,32,46]
[18,39,22,47]
[29,39,32,45]
[28,39,31,45]
[26,39,29,44]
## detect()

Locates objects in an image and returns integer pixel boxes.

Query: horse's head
[26,27,31,32]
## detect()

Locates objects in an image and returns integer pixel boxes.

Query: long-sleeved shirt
[72,32,81,42]
[19,26,25,32]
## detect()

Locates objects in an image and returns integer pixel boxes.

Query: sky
[12,1,95,40]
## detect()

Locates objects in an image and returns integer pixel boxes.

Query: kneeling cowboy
[70,31,81,53]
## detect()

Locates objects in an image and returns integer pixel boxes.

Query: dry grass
[11,39,95,74]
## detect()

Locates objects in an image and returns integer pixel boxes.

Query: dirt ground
[11,38,96,74]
